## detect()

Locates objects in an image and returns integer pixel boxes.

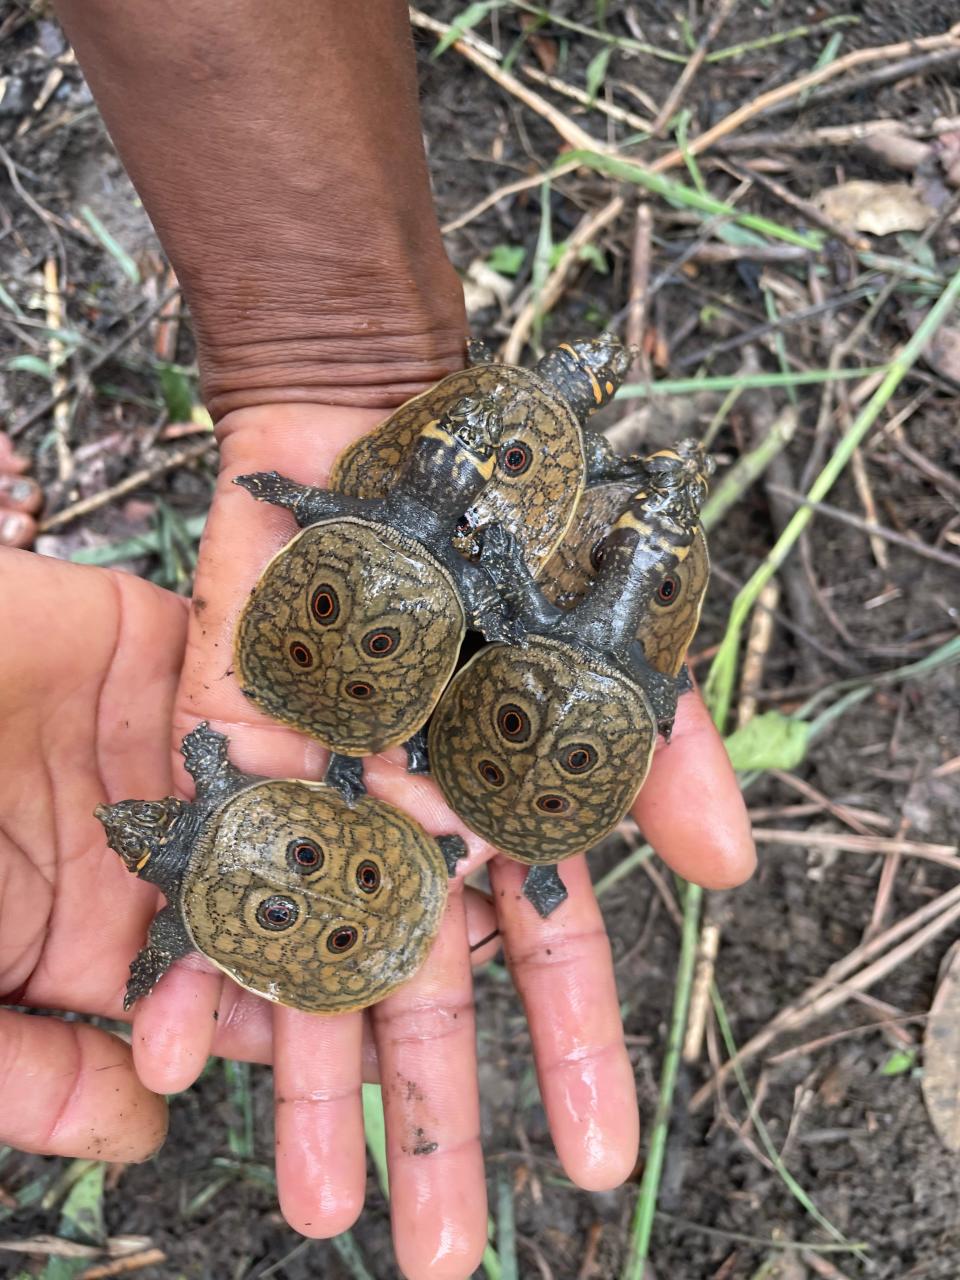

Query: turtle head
[441,384,511,460]
[641,438,714,518]
[534,334,632,423]
[95,797,187,876]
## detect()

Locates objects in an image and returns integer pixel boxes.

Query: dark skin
[13,4,758,1276]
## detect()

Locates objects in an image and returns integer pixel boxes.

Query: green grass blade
[80,204,141,285]
[616,365,885,399]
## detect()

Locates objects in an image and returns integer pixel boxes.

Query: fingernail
[0,513,30,543]
[0,477,35,503]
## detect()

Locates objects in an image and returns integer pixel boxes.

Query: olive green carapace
[330,364,587,574]
[428,635,656,863]
[540,479,711,679]
[234,518,465,755]
[96,724,461,1015]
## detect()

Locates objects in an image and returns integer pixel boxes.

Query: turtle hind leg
[466,336,498,365]
[522,864,568,917]
[324,753,367,805]
[125,905,193,1010]
[403,729,430,775]
[437,835,467,876]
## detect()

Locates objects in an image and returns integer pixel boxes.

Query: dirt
[2,1,960,1277]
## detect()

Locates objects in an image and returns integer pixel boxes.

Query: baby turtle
[233,386,522,779]
[540,443,713,680]
[428,444,711,916]
[96,723,465,1014]
[330,334,636,574]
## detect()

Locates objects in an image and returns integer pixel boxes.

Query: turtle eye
[536,794,570,814]
[478,759,505,787]
[560,744,597,774]
[497,704,530,743]
[289,640,314,668]
[356,860,381,893]
[310,583,340,625]
[256,895,299,931]
[361,627,400,658]
[287,838,323,872]
[346,680,374,700]
[327,925,359,954]
[499,440,532,476]
[657,574,680,605]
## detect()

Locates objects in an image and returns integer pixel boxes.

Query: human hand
[130,402,757,1279]
[0,433,42,548]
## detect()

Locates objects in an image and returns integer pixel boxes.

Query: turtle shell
[428,634,656,863]
[234,517,465,755]
[539,479,710,678]
[181,778,448,1013]
[329,365,586,573]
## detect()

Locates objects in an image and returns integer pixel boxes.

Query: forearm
[51,0,466,417]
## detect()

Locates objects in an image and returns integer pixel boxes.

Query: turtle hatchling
[96,723,465,1014]
[428,443,711,916]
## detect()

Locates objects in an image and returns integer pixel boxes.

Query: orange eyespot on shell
[327,925,359,953]
[361,627,400,658]
[310,583,340,625]
[256,895,299,931]
[289,640,314,668]
[346,680,374,700]
[478,759,505,787]
[287,838,324,871]
[356,860,381,893]
[497,704,530,743]
[657,574,680,605]
[535,794,570,815]
[560,744,597,774]
[499,440,532,476]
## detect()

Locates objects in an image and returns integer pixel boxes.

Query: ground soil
[2,1,960,1277]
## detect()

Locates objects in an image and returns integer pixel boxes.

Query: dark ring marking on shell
[657,574,680,605]
[289,640,314,668]
[361,627,400,658]
[536,795,571,814]
[590,538,607,570]
[327,925,359,953]
[356,860,381,893]
[346,680,374,700]
[286,837,324,872]
[256,895,300,931]
[499,440,532,476]
[560,743,598,774]
[497,704,530,743]
[478,759,505,787]
[310,583,340,625]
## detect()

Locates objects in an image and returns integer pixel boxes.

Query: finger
[273,1006,365,1238]
[132,952,225,1093]
[0,474,42,513]
[0,1009,167,1161]
[0,511,36,548]
[490,855,639,1191]
[464,885,501,965]
[635,690,756,889]
[0,434,30,474]
[373,884,487,1280]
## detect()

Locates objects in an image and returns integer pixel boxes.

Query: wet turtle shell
[540,478,710,678]
[330,363,587,574]
[428,634,657,864]
[96,724,462,1013]
[234,517,465,755]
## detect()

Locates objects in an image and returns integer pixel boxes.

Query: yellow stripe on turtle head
[559,342,604,405]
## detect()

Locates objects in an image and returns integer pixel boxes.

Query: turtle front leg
[583,431,647,484]
[181,722,256,805]
[403,729,431,775]
[522,864,568,917]
[474,523,565,634]
[437,835,467,876]
[233,472,366,528]
[125,905,194,1010]
[324,753,367,805]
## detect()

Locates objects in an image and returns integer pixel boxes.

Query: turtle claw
[522,864,568,917]
[437,834,467,876]
[181,721,230,784]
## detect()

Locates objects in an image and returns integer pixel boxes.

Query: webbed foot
[437,835,467,876]
[124,906,193,1009]
[404,730,430,775]
[233,470,303,511]
[325,753,367,805]
[181,721,230,785]
[521,864,568,917]
[466,336,498,366]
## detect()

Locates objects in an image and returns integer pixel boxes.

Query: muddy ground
[2,1,960,1277]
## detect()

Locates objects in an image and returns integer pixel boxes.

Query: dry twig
[651,0,740,136]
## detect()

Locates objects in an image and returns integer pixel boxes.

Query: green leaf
[362,1083,390,1197]
[6,354,55,379]
[158,363,196,422]
[578,243,608,274]
[880,1048,918,1077]
[584,45,613,102]
[486,244,526,276]
[80,205,141,285]
[59,1160,105,1246]
[723,711,810,772]
[433,1,499,56]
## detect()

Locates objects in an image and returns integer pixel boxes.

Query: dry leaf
[816,180,935,236]
[902,306,960,383]
[461,259,513,317]
[861,130,934,174]
[922,940,960,1150]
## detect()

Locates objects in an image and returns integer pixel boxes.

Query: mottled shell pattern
[428,635,656,862]
[234,519,465,755]
[330,363,586,574]
[183,780,448,1012]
